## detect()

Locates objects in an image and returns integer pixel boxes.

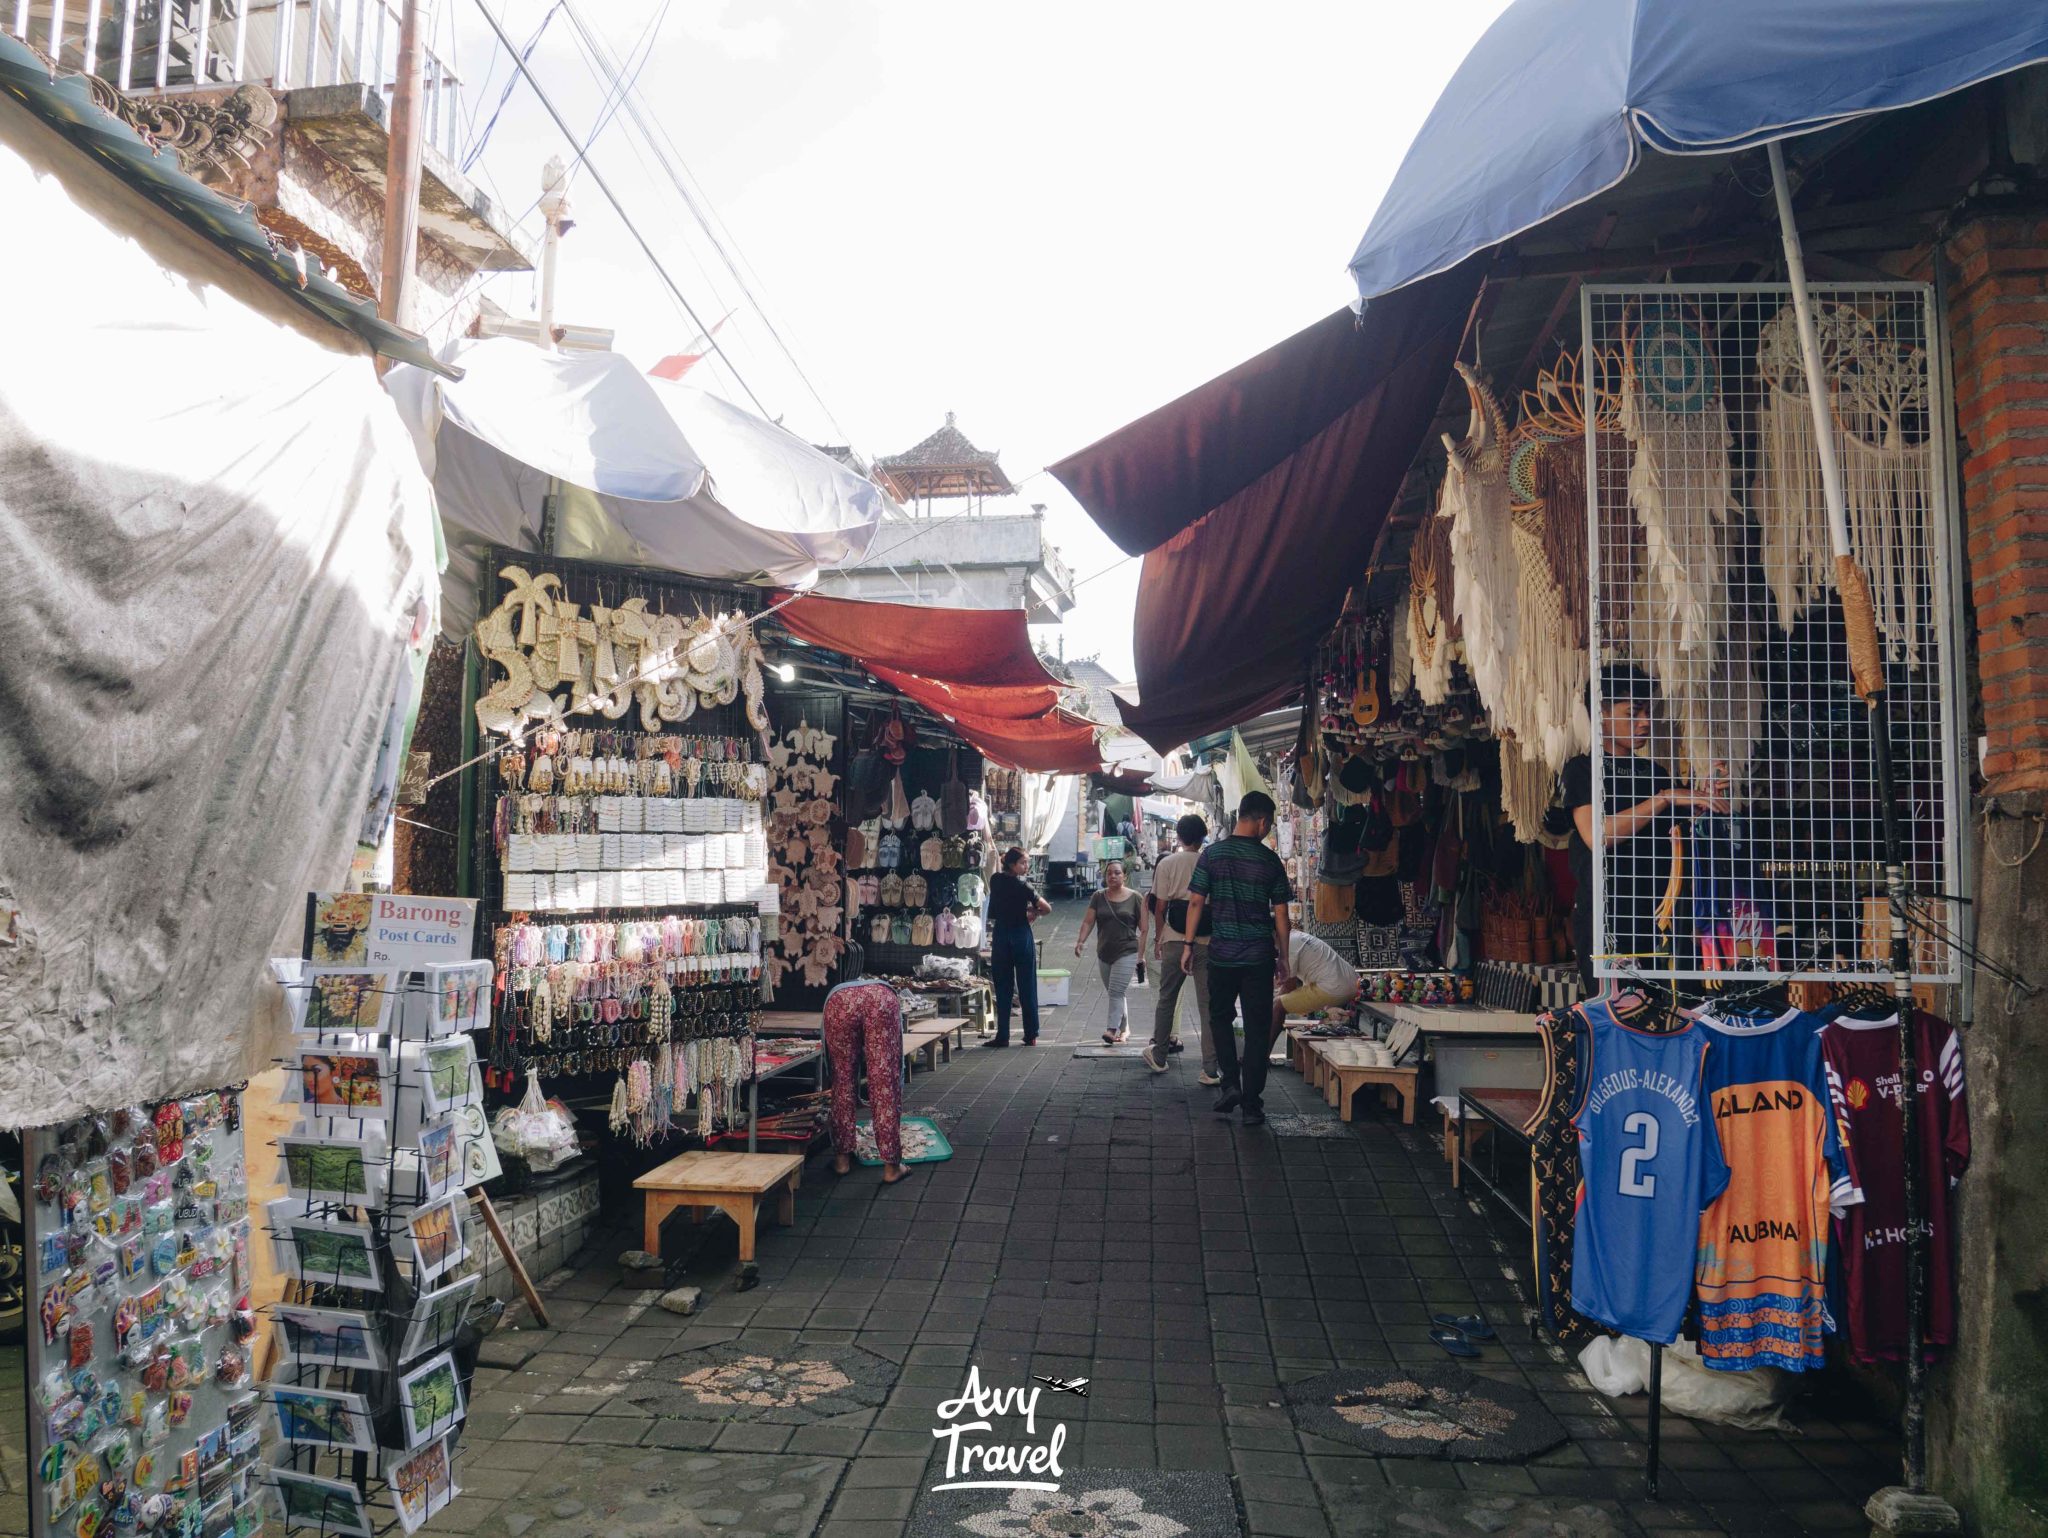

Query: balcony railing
[6,0,464,156]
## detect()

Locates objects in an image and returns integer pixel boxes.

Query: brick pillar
[1945,212,2048,795]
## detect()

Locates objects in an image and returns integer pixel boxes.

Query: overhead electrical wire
[466,0,776,420]
[463,0,564,173]
[555,0,857,447]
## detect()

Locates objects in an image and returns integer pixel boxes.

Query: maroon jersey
[1818,1011,1970,1365]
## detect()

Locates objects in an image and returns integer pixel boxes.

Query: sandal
[1428,1328,1482,1359]
[1430,1313,1495,1341]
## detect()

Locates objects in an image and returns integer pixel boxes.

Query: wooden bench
[634,1151,803,1263]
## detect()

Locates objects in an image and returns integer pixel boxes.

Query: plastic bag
[491,1077,581,1172]
[1577,1335,1792,1432]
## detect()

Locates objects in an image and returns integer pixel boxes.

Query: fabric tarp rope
[0,97,439,1126]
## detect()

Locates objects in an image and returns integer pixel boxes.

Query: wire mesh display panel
[1582,284,1962,984]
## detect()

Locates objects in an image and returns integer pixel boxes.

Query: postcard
[405,1194,469,1287]
[267,1468,373,1537]
[300,968,398,1038]
[278,1133,387,1208]
[272,1305,385,1373]
[266,1202,382,1292]
[291,1048,393,1125]
[395,1354,465,1450]
[269,1386,375,1452]
[410,1037,478,1117]
[397,1275,477,1366]
[388,1434,459,1534]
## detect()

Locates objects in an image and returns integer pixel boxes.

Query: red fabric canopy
[939,709,1105,775]
[773,592,1064,689]
[1049,257,1484,752]
[770,591,1099,772]
[863,663,1062,722]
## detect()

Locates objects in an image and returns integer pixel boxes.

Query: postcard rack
[262,961,491,1537]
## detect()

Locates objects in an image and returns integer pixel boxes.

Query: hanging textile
[1407,506,1457,705]
[1756,302,1933,664]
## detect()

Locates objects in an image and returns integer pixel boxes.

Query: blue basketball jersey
[1570,1000,1730,1343]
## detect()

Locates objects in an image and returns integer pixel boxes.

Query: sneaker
[1240,1111,1266,1127]
[1212,1087,1242,1114]
[1141,1044,1169,1073]
[1198,1070,1222,1087]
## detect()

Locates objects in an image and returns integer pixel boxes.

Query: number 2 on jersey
[1617,1111,1659,1198]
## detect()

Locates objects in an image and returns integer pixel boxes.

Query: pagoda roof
[877,412,1016,497]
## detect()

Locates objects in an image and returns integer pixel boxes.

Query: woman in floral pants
[823,978,912,1184]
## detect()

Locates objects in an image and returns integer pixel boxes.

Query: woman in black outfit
[987,847,1050,1046]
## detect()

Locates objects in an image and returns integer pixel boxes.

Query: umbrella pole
[1768,143,1954,1532]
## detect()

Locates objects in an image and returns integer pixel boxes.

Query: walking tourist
[823,977,912,1185]
[988,846,1050,1047]
[1271,928,1362,1045]
[1180,792,1293,1126]
[1143,814,1215,1079]
[1075,860,1144,1044]
[1558,664,1727,993]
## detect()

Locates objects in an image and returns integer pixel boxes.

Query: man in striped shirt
[1181,791,1293,1126]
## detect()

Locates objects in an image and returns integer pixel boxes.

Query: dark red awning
[939,709,1105,775]
[1049,257,1484,752]
[863,663,1061,722]
[773,592,1064,689]
[771,591,1100,772]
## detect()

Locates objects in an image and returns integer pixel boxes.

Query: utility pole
[536,155,572,351]
[378,0,437,334]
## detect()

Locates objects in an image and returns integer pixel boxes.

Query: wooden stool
[1325,1064,1420,1124]
[634,1151,803,1262]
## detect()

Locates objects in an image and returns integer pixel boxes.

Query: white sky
[438,0,1513,679]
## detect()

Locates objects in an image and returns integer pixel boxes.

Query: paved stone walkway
[459,902,1899,1538]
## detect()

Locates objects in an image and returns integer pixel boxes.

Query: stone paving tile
[454,902,1898,1537]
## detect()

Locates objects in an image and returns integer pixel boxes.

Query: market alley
[454,902,1895,1538]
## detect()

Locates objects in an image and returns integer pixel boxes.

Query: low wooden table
[635,1151,803,1262]
[1309,1042,1420,1124]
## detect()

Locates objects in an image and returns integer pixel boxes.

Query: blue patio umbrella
[1347,0,2048,302]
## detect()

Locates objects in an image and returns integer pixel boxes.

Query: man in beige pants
[1143,815,1216,1080]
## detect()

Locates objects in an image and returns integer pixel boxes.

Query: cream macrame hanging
[1441,364,1587,772]
[1442,363,1521,728]
[1757,302,1933,665]
[1499,738,1555,845]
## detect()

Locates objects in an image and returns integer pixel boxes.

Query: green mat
[853,1115,953,1165]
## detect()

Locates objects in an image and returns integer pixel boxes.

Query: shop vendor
[1560,664,1726,992]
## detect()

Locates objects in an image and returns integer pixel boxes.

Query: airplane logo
[1033,1375,1090,1397]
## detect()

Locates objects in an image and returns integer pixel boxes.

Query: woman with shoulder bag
[1075,861,1144,1044]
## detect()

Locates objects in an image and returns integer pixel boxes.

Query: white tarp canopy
[385,337,890,631]
[0,98,439,1127]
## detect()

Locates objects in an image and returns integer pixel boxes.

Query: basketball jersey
[1694,1010,1859,1372]
[1570,999,1729,1344]
[1818,1010,1970,1365]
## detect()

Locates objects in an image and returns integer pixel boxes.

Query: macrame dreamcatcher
[1441,364,1588,772]
[1406,506,1457,705]
[1613,303,1761,791]
[1757,302,1933,665]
